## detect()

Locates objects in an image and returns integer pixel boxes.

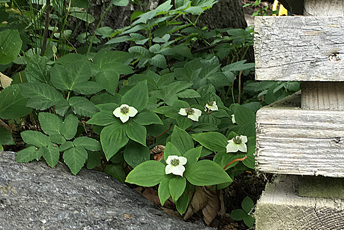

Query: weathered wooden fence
[254,0,344,229]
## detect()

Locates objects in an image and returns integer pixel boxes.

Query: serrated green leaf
[123,141,150,168]
[100,123,129,160]
[121,80,148,111]
[73,137,101,151]
[59,141,74,152]
[149,54,166,68]
[61,114,79,140]
[184,160,232,186]
[0,29,22,65]
[49,134,66,144]
[0,85,31,119]
[125,160,165,186]
[16,146,42,163]
[24,54,50,83]
[63,146,88,175]
[0,127,15,145]
[19,83,64,110]
[21,130,50,147]
[39,112,63,135]
[125,122,146,146]
[69,96,99,117]
[104,164,126,183]
[42,144,60,167]
[191,132,227,152]
[72,81,104,94]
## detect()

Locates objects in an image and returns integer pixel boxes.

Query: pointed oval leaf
[125,160,165,187]
[184,160,232,186]
[191,132,228,152]
[125,122,146,146]
[39,112,63,135]
[0,127,15,145]
[164,142,181,162]
[169,176,186,202]
[42,144,60,168]
[100,123,129,160]
[121,80,148,111]
[63,146,88,175]
[171,126,193,154]
[123,141,150,168]
[158,178,171,206]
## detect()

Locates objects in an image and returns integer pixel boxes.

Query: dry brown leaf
[184,186,208,220]
[142,187,161,206]
[151,145,165,161]
[202,186,223,226]
[0,72,12,88]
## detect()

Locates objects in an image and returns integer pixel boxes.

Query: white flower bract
[178,107,202,121]
[205,101,218,112]
[226,135,248,153]
[113,104,138,123]
[231,114,236,124]
[165,155,187,176]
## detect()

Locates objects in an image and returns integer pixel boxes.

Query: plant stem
[41,0,51,56]
[238,70,243,104]
[0,119,11,131]
[223,155,247,170]
[87,4,114,54]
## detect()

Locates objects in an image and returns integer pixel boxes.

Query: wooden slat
[254,16,344,81]
[256,107,344,177]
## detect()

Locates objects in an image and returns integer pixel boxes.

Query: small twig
[154,123,172,138]
[223,155,247,170]
[0,119,11,131]
[41,0,50,56]
[238,70,243,104]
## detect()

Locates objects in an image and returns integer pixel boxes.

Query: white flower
[205,101,218,112]
[231,114,236,124]
[226,135,248,153]
[178,108,202,121]
[165,155,187,176]
[113,104,138,123]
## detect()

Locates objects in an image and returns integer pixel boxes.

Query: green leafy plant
[230,196,255,228]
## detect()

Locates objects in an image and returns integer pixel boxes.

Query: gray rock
[0,151,211,230]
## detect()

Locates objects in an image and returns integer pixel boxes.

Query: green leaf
[123,141,150,168]
[87,111,119,126]
[183,147,202,167]
[154,106,178,119]
[0,29,22,65]
[0,127,14,145]
[176,116,192,130]
[95,72,119,95]
[19,83,64,110]
[70,12,95,23]
[49,134,66,144]
[171,126,193,154]
[39,112,63,135]
[61,114,79,140]
[63,146,88,175]
[121,80,148,111]
[100,123,129,160]
[73,137,101,151]
[230,209,246,221]
[164,142,181,162]
[16,146,42,163]
[87,151,102,169]
[125,122,146,146]
[125,160,166,187]
[0,85,32,119]
[21,130,50,147]
[112,0,129,6]
[72,81,104,95]
[59,141,74,152]
[191,132,227,152]
[69,97,99,117]
[243,215,255,228]
[184,160,232,186]
[51,58,92,91]
[232,104,256,126]
[42,144,60,167]
[24,55,50,83]
[169,176,186,202]
[149,54,166,68]
[104,164,126,183]
[176,89,200,99]
[176,192,189,215]
[242,196,254,213]
[158,178,170,206]
[133,110,163,125]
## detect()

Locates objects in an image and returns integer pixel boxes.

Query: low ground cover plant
[0,0,299,226]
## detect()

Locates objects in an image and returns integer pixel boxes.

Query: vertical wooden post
[301,0,344,110]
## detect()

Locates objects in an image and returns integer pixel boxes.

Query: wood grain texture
[254,16,344,81]
[256,106,344,177]
[301,82,344,110]
[256,175,344,230]
[304,0,344,16]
